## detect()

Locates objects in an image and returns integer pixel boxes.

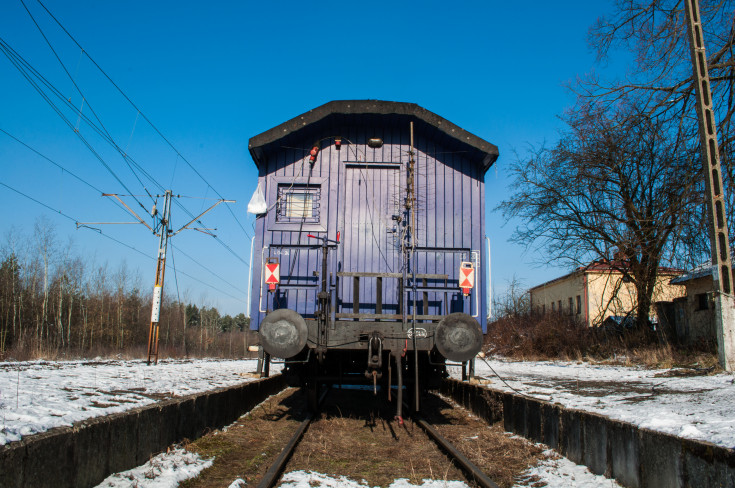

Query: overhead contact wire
[35,0,252,239]
[0,181,244,302]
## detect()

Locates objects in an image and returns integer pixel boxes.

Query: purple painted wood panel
[249,118,489,331]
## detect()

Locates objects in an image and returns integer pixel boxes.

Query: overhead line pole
[147,190,172,365]
[684,0,735,370]
[78,191,236,365]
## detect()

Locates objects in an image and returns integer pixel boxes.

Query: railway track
[254,387,503,488]
[182,384,542,487]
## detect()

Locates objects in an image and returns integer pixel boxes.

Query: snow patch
[93,448,212,488]
[279,471,471,488]
[462,357,735,448]
[515,451,623,487]
[0,358,281,445]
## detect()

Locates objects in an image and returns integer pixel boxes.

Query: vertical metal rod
[409,121,420,411]
[685,0,735,370]
[485,236,492,321]
[246,236,255,318]
[376,277,383,315]
[146,190,172,365]
[395,352,403,421]
[353,277,360,315]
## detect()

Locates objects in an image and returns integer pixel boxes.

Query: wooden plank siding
[249,109,492,332]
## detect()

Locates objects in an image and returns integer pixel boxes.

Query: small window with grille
[276,185,320,224]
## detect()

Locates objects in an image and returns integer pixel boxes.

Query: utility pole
[78,190,235,365]
[147,190,172,365]
[684,0,735,370]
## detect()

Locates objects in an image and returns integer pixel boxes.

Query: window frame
[266,175,328,232]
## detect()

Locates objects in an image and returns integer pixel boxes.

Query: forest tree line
[0,219,256,360]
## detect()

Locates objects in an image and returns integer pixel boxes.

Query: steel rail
[256,387,329,488]
[413,415,500,488]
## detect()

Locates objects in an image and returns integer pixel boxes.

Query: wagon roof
[248,100,499,172]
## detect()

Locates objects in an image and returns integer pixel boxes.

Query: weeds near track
[485,312,719,370]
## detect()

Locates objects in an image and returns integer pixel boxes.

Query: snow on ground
[515,450,623,487]
[0,357,281,445]
[3,356,734,484]
[93,447,212,488]
[90,454,621,488]
[452,357,735,449]
[277,469,619,488]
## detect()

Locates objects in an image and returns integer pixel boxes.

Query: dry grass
[287,389,466,486]
[180,388,308,488]
[287,389,544,488]
[420,394,545,488]
[485,312,720,371]
[173,386,546,488]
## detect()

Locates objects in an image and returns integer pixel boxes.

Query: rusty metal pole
[684,0,735,370]
[146,190,172,365]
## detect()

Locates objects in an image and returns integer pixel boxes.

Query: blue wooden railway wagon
[247,100,498,386]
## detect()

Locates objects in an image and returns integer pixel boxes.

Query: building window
[551,302,555,312]
[276,184,320,224]
[576,295,581,315]
[558,300,562,312]
[695,293,710,311]
[568,297,573,315]
[542,304,546,314]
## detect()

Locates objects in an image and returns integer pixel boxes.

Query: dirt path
[182,387,545,488]
[180,387,307,487]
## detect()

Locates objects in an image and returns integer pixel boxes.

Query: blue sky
[0,1,627,316]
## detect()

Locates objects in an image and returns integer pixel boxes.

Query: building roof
[670,262,716,284]
[529,259,683,293]
[248,100,499,173]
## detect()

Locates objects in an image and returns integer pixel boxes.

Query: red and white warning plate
[459,262,474,295]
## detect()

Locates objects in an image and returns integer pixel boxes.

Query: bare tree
[580,0,735,261]
[492,275,531,319]
[500,102,699,326]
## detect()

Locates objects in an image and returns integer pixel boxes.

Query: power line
[0,128,130,216]
[1,128,102,195]
[1,37,250,266]
[0,180,244,303]
[35,0,253,240]
[0,37,148,210]
[171,243,246,294]
[1,12,250,269]
[170,198,250,266]
[19,0,155,209]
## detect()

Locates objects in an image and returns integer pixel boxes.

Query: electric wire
[171,243,246,294]
[0,128,133,218]
[168,241,184,307]
[19,0,154,209]
[0,180,244,303]
[478,356,549,402]
[0,35,161,201]
[2,22,250,301]
[0,128,123,208]
[1,23,249,268]
[35,0,252,239]
[0,37,147,210]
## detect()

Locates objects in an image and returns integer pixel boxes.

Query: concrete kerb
[581,411,608,477]
[440,378,735,488]
[639,428,683,488]
[1,374,287,488]
[105,408,139,475]
[540,401,560,450]
[0,436,25,488]
[72,416,111,488]
[682,436,735,487]
[22,427,74,488]
[560,407,582,464]
[608,418,640,487]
